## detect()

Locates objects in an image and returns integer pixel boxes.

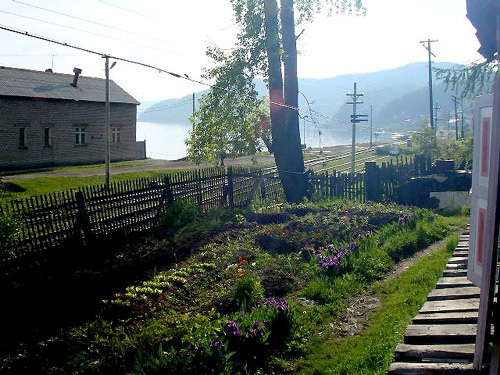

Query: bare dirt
[330,236,453,337]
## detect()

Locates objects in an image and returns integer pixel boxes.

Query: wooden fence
[0,155,430,262]
[0,166,285,262]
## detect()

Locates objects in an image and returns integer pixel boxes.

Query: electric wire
[11,0,193,53]
[0,24,338,122]
[0,9,189,56]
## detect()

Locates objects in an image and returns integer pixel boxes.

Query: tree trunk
[280,0,306,202]
[263,0,306,203]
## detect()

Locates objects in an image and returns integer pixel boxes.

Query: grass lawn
[0,170,180,205]
[296,233,459,374]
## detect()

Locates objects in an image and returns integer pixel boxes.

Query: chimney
[71,68,82,87]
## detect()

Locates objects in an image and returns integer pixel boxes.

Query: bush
[233,276,264,310]
[156,200,198,236]
[0,212,20,259]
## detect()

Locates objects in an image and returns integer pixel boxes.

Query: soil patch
[330,235,453,337]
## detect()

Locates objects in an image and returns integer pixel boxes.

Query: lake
[137,121,396,160]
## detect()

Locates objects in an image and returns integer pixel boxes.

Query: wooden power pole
[347,82,367,176]
[420,39,438,129]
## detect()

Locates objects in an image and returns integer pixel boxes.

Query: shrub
[0,212,20,259]
[233,276,264,310]
[155,200,198,236]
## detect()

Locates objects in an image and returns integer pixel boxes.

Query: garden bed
[0,200,466,374]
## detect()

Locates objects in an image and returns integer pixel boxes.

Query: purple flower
[265,297,289,311]
[210,340,223,349]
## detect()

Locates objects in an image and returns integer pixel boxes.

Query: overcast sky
[0,0,482,103]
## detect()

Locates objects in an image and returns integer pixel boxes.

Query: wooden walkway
[389,232,480,374]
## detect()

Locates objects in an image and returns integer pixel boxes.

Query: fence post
[228,166,234,208]
[260,171,267,199]
[365,161,380,202]
[75,191,92,245]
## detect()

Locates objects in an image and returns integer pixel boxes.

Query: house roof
[466,0,499,61]
[0,66,140,105]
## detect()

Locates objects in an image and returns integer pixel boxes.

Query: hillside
[138,61,459,126]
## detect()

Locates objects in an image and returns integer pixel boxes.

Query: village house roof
[0,66,140,105]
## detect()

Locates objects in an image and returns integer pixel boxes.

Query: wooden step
[394,343,475,362]
[445,263,468,270]
[388,362,475,374]
[420,299,479,314]
[442,269,467,277]
[448,257,468,264]
[413,312,478,325]
[427,287,480,301]
[436,277,474,289]
[404,324,476,344]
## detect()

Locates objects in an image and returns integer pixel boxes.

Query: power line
[141,100,193,114]
[11,0,191,53]
[0,24,334,121]
[97,0,167,25]
[0,9,185,56]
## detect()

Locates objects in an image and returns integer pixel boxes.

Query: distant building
[0,66,144,170]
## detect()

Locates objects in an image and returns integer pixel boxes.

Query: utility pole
[192,91,195,131]
[461,96,465,139]
[452,95,460,141]
[103,55,117,190]
[370,105,373,148]
[104,55,111,190]
[420,39,438,129]
[446,112,451,141]
[347,82,367,176]
[302,115,308,147]
[433,102,440,132]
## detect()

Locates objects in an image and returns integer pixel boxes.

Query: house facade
[0,66,141,170]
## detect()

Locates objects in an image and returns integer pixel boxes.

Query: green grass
[0,170,179,205]
[296,233,459,375]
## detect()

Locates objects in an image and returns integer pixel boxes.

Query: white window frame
[112,126,121,143]
[75,127,86,145]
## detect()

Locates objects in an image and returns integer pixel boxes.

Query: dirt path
[331,235,455,337]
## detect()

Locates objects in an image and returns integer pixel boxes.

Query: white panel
[468,94,493,288]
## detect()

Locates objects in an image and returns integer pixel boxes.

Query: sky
[0,0,482,103]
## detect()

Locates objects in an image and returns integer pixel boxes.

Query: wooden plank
[420,299,480,314]
[442,269,468,277]
[404,324,477,344]
[412,312,478,325]
[436,277,475,289]
[394,343,475,362]
[388,362,475,374]
[445,263,468,270]
[427,287,480,301]
[453,251,469,257]
[448,257,468,264]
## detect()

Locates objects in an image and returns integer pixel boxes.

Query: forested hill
[137,61,459,125]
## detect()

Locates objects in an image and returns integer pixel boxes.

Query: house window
[75,127,86,145]
[112,127,121,143]
[19,127,26,147]
[44,127,52,147]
